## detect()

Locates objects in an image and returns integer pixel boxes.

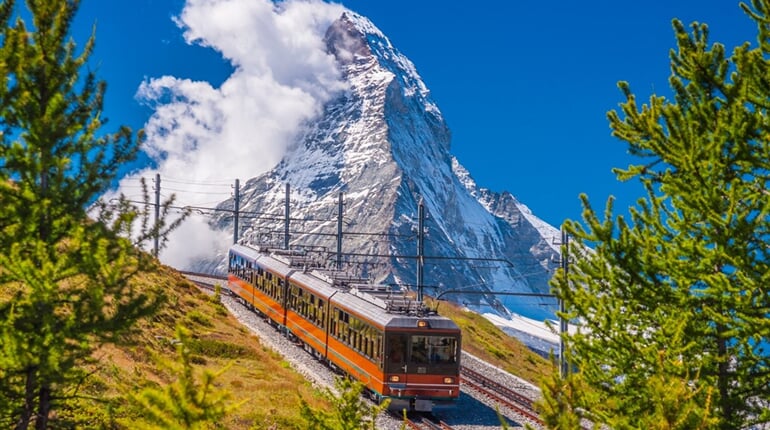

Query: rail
[460,367,543,427]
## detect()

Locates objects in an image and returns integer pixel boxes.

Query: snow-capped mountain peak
[210,11,560,321]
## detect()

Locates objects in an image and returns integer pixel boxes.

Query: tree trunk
[716,326,733,429]
[35,385,51,430]
[15,368,37,430]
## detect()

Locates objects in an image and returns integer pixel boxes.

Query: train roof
[229,244,460,332]
[230,243,263,261]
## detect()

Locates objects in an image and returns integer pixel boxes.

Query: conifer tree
[0,1,183,428]
[539,1,770,428]
[123,325,240,430]
[300,377,390,430]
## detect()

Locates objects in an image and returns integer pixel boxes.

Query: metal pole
[560,226,569,377]
[284,183,290,250]
[153,173,160,257]
[417,198,425,302]
[233,178,240,244]
[336,193,343,269]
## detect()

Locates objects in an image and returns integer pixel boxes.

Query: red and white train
[227,243,462,412]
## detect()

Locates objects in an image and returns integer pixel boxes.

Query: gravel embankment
[201,281,545,429]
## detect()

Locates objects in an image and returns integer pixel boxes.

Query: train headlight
[389,375,400,382]
[417,320,430,328]
[443,377,454,384]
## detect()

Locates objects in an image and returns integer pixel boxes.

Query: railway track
[394,411,455,430]
[460,366,543,427]
[179,270,226,291]
[182,271,544,429]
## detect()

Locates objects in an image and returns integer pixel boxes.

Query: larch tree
[300,377,390,430]
[539,0,770,429]
[0,1,183,428]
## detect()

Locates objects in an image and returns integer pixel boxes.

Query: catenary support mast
[233,178,240,244]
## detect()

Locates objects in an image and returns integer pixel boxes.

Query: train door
[385,334,408,380]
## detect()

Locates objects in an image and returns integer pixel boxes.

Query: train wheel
[364,388,380,403]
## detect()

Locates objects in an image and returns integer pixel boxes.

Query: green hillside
[72,266,329,429]
[61,267,552,428]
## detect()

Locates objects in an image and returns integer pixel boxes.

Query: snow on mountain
[209,11,561,322]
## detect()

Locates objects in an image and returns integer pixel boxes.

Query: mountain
[210,12,561,322]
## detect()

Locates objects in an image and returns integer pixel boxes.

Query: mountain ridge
[209,11,560,322]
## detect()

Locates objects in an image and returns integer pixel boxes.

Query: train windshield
[385,334,459,374]
[410,335,457,365]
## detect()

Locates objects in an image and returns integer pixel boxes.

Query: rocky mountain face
[211,12,561,321]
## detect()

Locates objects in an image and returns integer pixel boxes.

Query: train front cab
[382,325,461,412]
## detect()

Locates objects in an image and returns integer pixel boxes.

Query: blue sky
[73,0,756,231]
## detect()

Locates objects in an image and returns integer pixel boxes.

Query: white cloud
[116,0,348,269]
[159,214,232,270]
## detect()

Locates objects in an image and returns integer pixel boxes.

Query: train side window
[354,317,363,351]
[330,308,338,336]
[291,285,300,310]
[314,298,323,326]
[360,327,366,356]
[310,295,317,323]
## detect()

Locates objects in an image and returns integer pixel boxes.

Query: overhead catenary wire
[160,186,233,195]
[160,176,235,186]
[124,174,555,320]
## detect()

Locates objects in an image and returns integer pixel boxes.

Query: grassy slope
[73,267,551,428]
[76,266,328,429]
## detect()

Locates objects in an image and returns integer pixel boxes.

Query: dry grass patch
[74,265,329,429]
